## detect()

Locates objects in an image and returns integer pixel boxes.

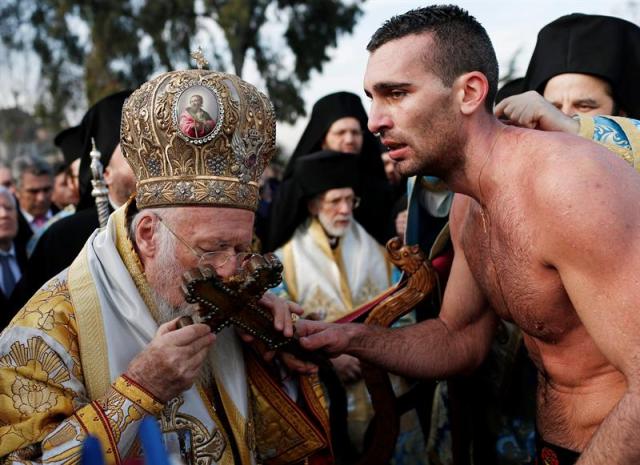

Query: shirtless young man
[296,6,640,464]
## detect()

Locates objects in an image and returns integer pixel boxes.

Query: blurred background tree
[0,0,363,134]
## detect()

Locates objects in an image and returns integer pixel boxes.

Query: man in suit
[11,154,55,235]
[0,186,26,327]
[12,91,135,311]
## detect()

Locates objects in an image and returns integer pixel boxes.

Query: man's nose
[560,103,573,117]
[36,190,49,203]
[368,101,391,135]
[338,200,352,215]
[215,259,238,280]
[344,132,355,144]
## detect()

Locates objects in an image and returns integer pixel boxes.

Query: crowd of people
[0,4,639,465]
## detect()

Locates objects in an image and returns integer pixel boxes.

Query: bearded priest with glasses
[0,66,332,465]
[271,150,423,463]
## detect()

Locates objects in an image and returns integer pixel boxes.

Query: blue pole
[139,416,171,465]
[81,436,105,465]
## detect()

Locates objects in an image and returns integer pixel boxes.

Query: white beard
[148,230,216,390]
[318,210,352,237]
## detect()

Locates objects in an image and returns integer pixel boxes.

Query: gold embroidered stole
[67,204,251,464]
[246,350,330,464]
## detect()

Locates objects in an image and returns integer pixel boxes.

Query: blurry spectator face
[16,172,53,217]
[104,144,136,207]
[381,151,402,185]
[309,187,358,237]
[52,165,80,209]
[0,167,14,194]
[322,117,364,154]
[543,73,618,116]
[0,190,18,248]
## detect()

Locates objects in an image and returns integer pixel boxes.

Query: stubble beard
[398,96,465,181]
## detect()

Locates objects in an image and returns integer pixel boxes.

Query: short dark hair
[367,5,499,112]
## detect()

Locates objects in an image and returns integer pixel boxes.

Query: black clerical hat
[54,125,85,166]
[283,91,383,180]
[293,150,358,197]
[75,90,133,210]
[523,14,640,117]
[268,151,359,250]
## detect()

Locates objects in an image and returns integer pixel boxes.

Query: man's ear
[135,214,157,263]
[103,165,113,187]
[307,198,319,216]
[455,71,490,115]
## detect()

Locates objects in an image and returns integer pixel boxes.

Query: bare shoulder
[528,130,639,204]
[524,130,640,258]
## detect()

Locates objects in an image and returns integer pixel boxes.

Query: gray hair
[128,207,179,253]
[0,186,16,208]
[11,154,53,188]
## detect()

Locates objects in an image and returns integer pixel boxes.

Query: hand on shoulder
[495,91,579,134]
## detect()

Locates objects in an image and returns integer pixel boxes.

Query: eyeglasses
[320,195,361,210]
[155,214,255,269]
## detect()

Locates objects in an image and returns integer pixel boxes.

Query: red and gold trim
[74,402,121,465]
[246,352,330,465]
[114,375,164,415]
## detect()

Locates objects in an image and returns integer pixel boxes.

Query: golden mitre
[121,68,276,211]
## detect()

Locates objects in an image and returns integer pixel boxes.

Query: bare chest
[461,202,580,341]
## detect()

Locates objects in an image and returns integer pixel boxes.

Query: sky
[0,0,636,157]
[275,0,638,155]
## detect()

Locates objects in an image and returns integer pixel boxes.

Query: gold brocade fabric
[247,352,330,465]
[0,272,166,465]
[0,205,331,465]
[274,218,410,453]
[577,115,640,173]
[0,276,82,458]
[121,70,276,211]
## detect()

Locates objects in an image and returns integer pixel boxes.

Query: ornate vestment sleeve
[577,115,640,173]
[0,276,163,465]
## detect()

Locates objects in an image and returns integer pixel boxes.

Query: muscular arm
[298,196,497,379]
[536,144,640,464]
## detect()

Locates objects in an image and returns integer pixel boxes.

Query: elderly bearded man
[267,92,394,251]
[297,5,640,465]
[0,68,331,465]
[273,151,424,463]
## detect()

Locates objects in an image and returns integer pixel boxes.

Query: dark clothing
[266,152,361,251]
[13,203,60,260]
[268,92,396,250]
[73,90,133,210]
[284,92,384,180]
[535,437,580,465]
[0,242,27,330]
[12,207,105,312]
[13,207,33,261]
[523,13,640,118]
